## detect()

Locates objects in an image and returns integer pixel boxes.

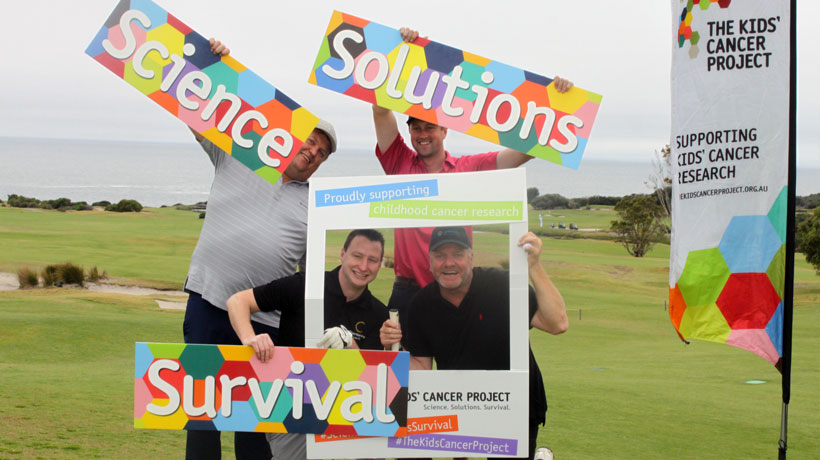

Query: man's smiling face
[408,119,447,159]
[282,129,331,182]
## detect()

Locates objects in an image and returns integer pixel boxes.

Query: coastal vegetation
[3,194,143,212]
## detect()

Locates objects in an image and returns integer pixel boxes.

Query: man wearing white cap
[181,38,339,460]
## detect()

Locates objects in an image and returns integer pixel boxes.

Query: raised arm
[372,105,400,152]
[519,232,568,334]
[495,76,575,169]
[372,28,421,152]
[190,38,231,142]
[226,289,275,362]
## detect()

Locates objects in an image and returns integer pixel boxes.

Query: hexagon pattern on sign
[309,10,602,170]
[134,343,409,436]
[86,0,319,185]
[670,187,786,366]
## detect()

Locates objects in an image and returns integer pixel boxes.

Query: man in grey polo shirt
[181,38,338,460]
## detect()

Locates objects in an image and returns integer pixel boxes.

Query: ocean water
[1,137,818,207]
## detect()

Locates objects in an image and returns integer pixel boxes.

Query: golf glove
[317,325,353,349]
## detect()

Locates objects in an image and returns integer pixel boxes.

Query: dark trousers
[182,291,278,460]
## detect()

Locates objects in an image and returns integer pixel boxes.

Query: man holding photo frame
[403,226,568,459]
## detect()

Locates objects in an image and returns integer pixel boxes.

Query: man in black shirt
[398,226,568,459]
[226,229,397,459]
[227,228,396,357]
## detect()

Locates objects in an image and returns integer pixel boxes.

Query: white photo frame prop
[304,169,530,458]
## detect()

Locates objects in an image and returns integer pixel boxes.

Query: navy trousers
[182,291,278,460]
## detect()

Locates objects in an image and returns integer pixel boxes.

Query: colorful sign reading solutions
[86,0,319,185]
[134,342,409,436]
[309,11,602,169]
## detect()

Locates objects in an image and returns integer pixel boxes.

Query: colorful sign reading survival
[86,0,319,185]
[309,11,602,169]
[134,342,409,436]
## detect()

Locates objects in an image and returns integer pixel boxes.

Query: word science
[134,343,410,437]
[86,0,319,185]
[310,11,602,170]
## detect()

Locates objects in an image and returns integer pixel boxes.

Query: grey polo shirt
[184,139,309,327]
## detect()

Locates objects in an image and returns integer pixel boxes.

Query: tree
[105,199,143,212]
[611,194,667,257]
[527,187,539,203]
[531,193,570,210]
[645,145,672,218]
[797,207,820,274]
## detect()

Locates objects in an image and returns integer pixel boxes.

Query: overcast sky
[1,1,817,167]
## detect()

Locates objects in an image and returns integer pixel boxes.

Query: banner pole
[778,0,797,458]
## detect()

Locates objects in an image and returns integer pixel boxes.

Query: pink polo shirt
[376,134,499,287]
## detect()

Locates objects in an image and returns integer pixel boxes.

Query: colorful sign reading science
[86,0,319,185]
[309,11,602,170]
[134,343,409,436]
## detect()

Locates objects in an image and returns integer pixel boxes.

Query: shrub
[59,263,85,286]
[7,194,41,208]
[73,202,92,211]
[17,267,39,288]
[105,199,143,212]
[797,207,820,274]
[40,263,85,286]
[41,265,59,287]
[48,197,73,210]
[87,266,100,282]
[92,200,111,207]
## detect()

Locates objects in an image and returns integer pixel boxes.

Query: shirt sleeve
[199,138,225,168]
[452,151,499,172]
[252,273,305,313]
[375,134,415,174]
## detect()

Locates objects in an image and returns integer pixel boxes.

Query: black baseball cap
[429,227,471,253]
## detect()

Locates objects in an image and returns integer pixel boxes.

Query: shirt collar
[326,266,372,308]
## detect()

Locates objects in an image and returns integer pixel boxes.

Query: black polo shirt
[252,266,388,350]
[405,267,548,424]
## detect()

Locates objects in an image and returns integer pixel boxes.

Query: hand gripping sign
[309,11,602,170]
[86,0,319,185]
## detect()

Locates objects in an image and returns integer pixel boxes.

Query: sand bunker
[1,272,187,310]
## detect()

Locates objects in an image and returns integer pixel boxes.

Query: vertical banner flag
[134,343,409,436]
[670,0,790,367]
[309,11,602,170]
[86,0,319,185]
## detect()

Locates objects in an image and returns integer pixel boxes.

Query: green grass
[0,207,202,289]
[1,207,819,458]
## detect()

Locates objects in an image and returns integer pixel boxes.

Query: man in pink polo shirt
[375,28,573,348]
